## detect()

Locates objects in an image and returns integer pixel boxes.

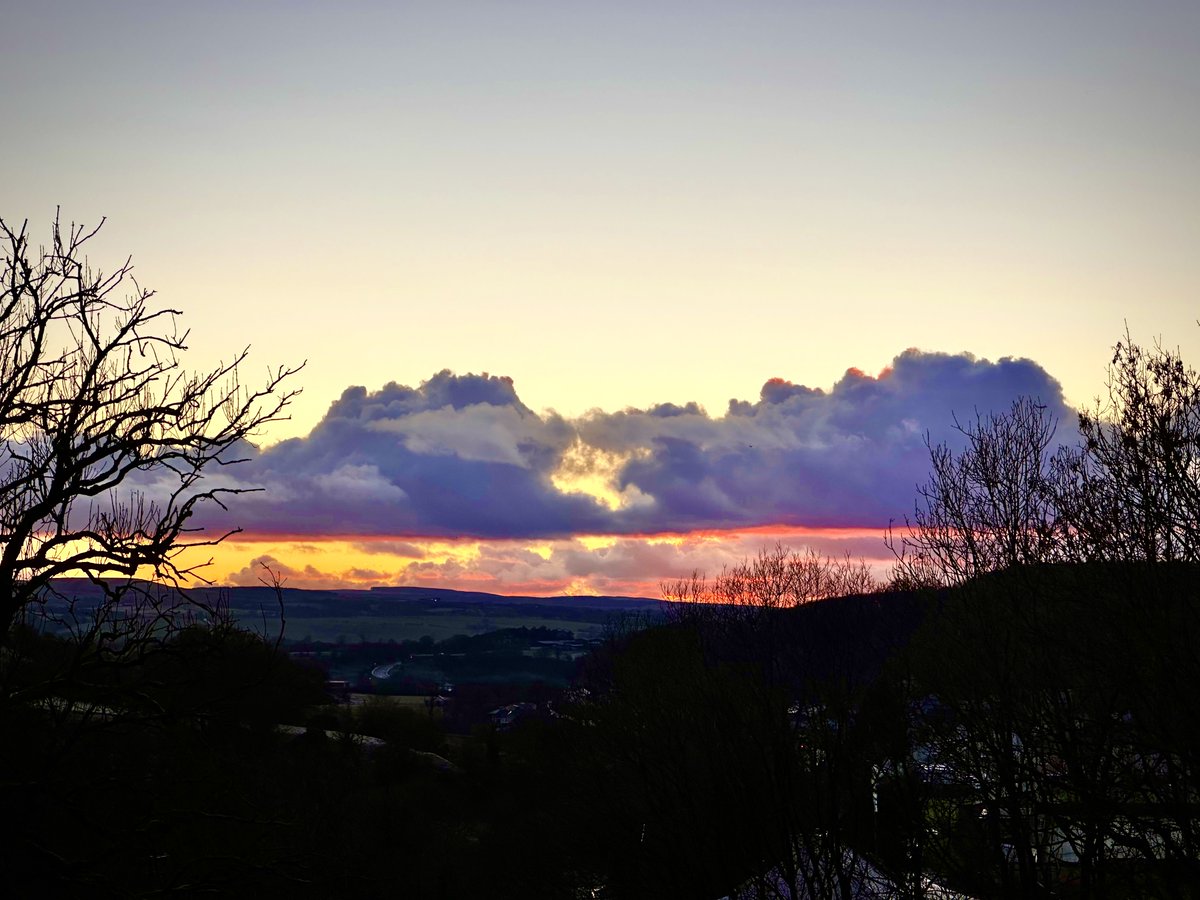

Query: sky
[3,2,1199,596]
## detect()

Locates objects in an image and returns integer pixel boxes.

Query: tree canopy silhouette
[0,212,301,643]
[889,331,1200,586]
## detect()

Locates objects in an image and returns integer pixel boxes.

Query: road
[370,661,401,680]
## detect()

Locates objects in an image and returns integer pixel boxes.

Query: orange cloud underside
[180,524,893,599]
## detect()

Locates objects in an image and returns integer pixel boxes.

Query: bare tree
[886,396,1063,589]
[891,335,1200,583]
[884,333,1200,896]
[0,212,301,645]
[663,543,880,614]
[1054,331,1200,565]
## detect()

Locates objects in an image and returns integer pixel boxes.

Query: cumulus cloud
[201,350,1074,541]
[578,349,1076,531]
[204,370,611,539]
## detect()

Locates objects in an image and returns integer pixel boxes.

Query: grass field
[280,612,608,644]
[348,694,433,711]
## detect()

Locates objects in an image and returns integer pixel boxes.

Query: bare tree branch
[0,212,303,643]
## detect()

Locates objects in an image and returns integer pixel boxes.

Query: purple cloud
[200,350,1074,540]
[206,370,613,538]
[580,349,1076,531]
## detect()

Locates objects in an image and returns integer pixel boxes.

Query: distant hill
[367,584,660,609]
[41,578,659,610]
[36,579,663,644]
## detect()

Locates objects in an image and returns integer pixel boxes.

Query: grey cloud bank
[203,351,1074,540]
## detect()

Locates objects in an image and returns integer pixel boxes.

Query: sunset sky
[3,2,1199,596]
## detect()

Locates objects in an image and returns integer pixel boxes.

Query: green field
[348,694,435,712]
[280,612,607,645]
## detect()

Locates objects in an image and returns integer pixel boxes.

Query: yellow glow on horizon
[77,518,896,601]
[563,578,595,597]
[76,520,899,599]
[164,537,486,591]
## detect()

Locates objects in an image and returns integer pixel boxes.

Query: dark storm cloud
[203,351,1074,539]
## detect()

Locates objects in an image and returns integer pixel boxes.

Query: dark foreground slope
[556,564,1200,898]
[3,565,1197,897]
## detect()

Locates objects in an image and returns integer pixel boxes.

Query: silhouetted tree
[0,211,301,644]
[663,544,880,618]
[889,332,1200,897]
[0,214,308,893]
[1055,331,1200,566]
[886,396,1063,589]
